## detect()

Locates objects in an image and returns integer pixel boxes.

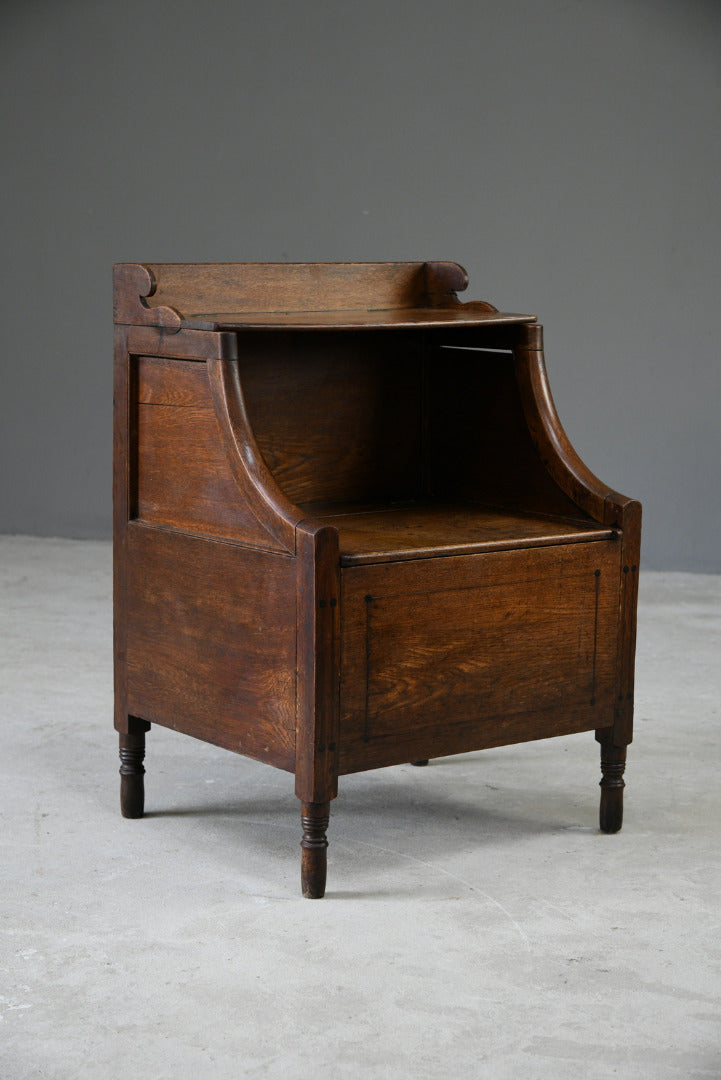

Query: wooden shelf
[299,499,615,565]
[183,308,536,332]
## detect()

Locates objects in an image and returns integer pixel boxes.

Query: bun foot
[410,760,429,767]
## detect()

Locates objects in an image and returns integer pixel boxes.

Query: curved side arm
[514,325,639,528]
[515,324,641,749]
[207,357,303,555]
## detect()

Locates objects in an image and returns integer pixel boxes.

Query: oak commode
[113,261,641,898]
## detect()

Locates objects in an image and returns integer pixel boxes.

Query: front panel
[339,540,621,773]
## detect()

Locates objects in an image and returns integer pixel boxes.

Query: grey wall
[2,0,719,569]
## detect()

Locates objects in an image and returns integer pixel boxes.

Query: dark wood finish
[306,500,615,566]
[338,542,621,774]
[599,737,627,833]
[237,333,425,507]
[183,308,533,331]
[113,322,238,736]
[428,345,587,519]
[300,801,330,899]
[137,355,209,406]
[119,728,146,819]
[113,262,641,898]
[295,522,340,805]
[136,397,273,545]
[143,262,471,316]
[113,325,133,739]
[125,524,296,769]
[113,261,532,331]
[206,356,301,553]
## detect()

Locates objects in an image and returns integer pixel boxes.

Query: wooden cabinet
[113,261,640,898]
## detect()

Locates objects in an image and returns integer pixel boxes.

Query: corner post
[295,522,341,898]
[595,497,640,826]
[113,324,133,739]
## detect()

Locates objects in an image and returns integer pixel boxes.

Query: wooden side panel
[137,355,210,406]
[125,524,296,769]
[134,356,287,551]
[238,332,425,506]
[339,541,621,773]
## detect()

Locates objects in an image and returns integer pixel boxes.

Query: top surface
[181,308,537,331]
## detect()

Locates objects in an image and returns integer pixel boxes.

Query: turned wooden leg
[300,801,330,899]
[599,742,626,834]
[410,760,429,767]
[119,731,146,819]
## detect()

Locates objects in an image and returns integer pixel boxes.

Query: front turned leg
[119,731,146,819]
[599,741,627,834]
[300,801,330,899]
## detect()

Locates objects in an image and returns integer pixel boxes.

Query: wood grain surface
[142,262,469,315]
[339,541,620,773]
[113,262,641,897]
[125,524,296,770]
[238,332,425,506]
[304,500,614,565]
[183,308,534,331]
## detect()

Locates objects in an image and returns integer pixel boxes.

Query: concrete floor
[1,536,719,1079]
